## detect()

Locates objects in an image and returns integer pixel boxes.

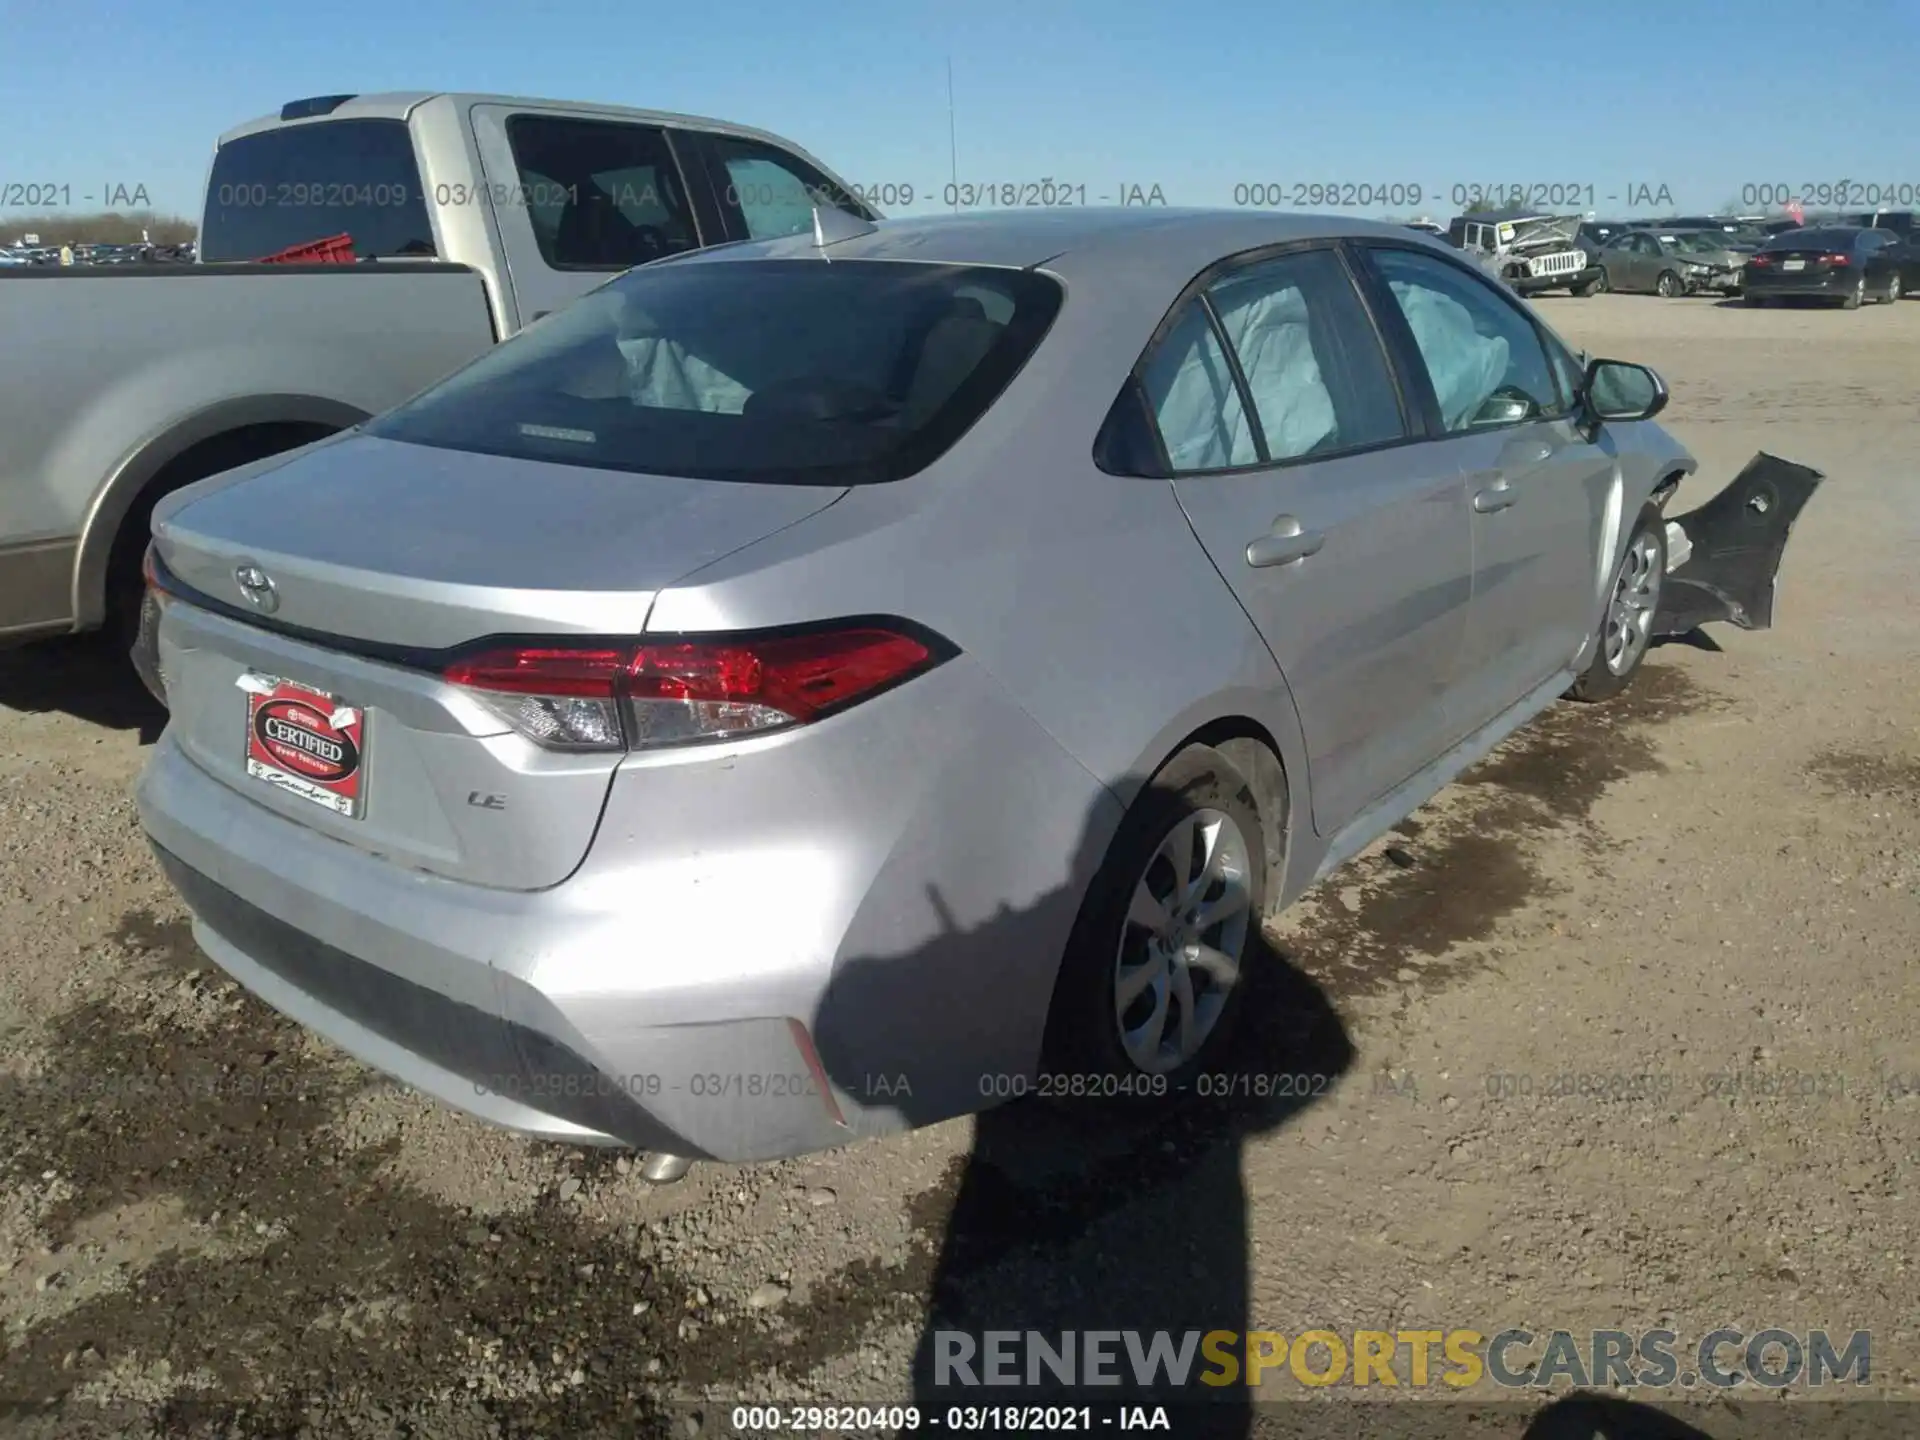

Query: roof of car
[669,207,1453,284]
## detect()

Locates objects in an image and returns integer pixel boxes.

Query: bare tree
[2,211,197,246]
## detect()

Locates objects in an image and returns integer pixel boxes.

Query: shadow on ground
[0,634,164,743]
[1277,662,1719,1000]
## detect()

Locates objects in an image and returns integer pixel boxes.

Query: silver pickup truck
[0,91,873,648]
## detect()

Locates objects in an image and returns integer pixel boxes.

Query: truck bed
[0,263,499,638]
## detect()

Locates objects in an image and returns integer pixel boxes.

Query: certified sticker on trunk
[241,675,365,817]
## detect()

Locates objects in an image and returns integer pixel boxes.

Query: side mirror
[1581,358,1669,424]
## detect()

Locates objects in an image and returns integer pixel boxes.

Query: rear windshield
[365,259,1064,484]
[200,119,436,262]
[1767,228,1856,250]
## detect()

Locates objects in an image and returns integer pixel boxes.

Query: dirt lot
[0,293,1916,1438]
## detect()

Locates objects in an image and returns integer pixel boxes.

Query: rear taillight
[442,624,946,753]
[1820,253,1852,265]
[1747,254,1773,267]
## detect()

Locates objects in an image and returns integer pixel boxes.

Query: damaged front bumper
[1683,265,1744,295]
[1653,453,1824,637]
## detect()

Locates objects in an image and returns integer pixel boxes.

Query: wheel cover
[1604,530,1664,676]
[1891,275,1902,301]
[1113,808,1253,1073]
[1658,273,1675,296]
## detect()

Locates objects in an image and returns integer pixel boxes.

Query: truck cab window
[706,134,871,240]
[200,118,437,262]
[504,115,700,270]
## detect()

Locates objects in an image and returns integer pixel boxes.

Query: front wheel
[1040,744,1266,1104]
[1883,273,1902,304]
[1590,269,1612,294]
[1655,270,1681,298]
[1568,509,1667,703]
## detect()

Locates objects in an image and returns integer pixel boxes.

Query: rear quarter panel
[640,257,1316,833]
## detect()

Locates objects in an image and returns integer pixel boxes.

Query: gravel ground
[0,294,1916,1438]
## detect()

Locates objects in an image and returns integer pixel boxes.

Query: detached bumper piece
[1652,453,1824,638]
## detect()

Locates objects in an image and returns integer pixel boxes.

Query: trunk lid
[152,433,846,890]
[153,434,847,649]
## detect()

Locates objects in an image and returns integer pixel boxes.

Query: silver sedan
[133,208,1820,1167]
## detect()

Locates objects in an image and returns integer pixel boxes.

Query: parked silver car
[1593,228,1750,296]
[134,208,1820,1167]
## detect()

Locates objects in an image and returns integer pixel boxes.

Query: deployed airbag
[1209,283,1337,460]
[615,295,749,413]
[1388,280,1510,429]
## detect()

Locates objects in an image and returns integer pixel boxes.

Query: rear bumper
[1741,269,1857,299]
[136,651,1116,1162]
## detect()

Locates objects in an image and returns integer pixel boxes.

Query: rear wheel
[1655,270,1681,298]
[1568,508,1667,703]
[1040,744,1266,1105]
[1842,276,1865,309]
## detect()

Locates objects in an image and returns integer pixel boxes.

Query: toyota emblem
[234,563,279,614]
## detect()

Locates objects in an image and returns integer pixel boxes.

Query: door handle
[1245,516,1325,568]
[1472,479,1516,514]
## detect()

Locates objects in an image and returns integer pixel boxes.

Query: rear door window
[200,118,437,261]
[1203,248,1406,462]
[504,115,702,270]
[1140,303,1258,472]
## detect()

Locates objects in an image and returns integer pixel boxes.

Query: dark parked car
[1742,226,1905,307]
[1872,229,1920,296]
[1842,210,1917,236]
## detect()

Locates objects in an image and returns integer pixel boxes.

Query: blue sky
[5,0,1918,223]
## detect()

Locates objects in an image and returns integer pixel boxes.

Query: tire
[1745,293,1769,307]
[1655,271,1680,298]
[1568,507,1668,704]
[1883,272,1902,304]
[1040,744,1267,1105]
[1591,269,1611,294]
[1842,276,1865,309]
